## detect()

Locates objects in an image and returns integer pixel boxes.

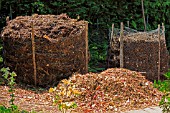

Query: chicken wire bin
[1,14,88,86]
[107,23,169,81]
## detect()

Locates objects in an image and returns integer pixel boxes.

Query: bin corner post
[120,22,124,68]
[158,24,161,80]
[85,21,88,73]
[31,21,37,86]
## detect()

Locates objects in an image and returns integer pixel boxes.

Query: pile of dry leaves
[0,68,162,113]
[58,68,162,112]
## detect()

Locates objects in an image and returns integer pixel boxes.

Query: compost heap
[123,32,169,80]
[55,68,162,112]
[108,27,169,81]
[1,14,87,86]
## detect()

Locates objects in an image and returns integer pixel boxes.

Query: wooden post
[120,22,124,68]
[158,24,160,80]
[107,24,114,68]
[141,0,146,31]
[111,24,114,39]
[110,24,114,47]
[85,21,88,73]
[162,23,165,38]
[127,21,129,28]
[31,21,37,86]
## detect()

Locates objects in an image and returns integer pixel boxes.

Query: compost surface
[0,68,162,113]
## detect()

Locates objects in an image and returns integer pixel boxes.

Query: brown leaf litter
[0,68,163,113]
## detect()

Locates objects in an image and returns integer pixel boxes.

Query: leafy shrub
[154,70,170,113]
[1,67,17,110]
[88,40,108,72]
[0,67,36,113]
[0,105,32,113]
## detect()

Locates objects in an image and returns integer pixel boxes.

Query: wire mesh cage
[107,23,169,81]
[1,14,88,86]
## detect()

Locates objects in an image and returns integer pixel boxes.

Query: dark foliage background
[0,0,169,72]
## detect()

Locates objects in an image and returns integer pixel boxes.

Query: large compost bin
[1,14,88,86]
[107,25,169,81]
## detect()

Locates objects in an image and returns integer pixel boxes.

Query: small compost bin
[107,24,169,81]
[1,14,88,86]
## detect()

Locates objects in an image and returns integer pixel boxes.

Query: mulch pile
[0,68,163,113]
[58,68,162,112]
[1,14,88,86]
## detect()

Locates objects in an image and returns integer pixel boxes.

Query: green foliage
[144,1,170,49]
[0,105,19,113]
[0,105,36,113]
[154,71,170,92]
[88,40,107,72]
[154,70,170,112]
[0,67,36,113]
[31,0,51,14]
[160,72,170,113]
[1,67,17,110]
[160,93,170,113]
